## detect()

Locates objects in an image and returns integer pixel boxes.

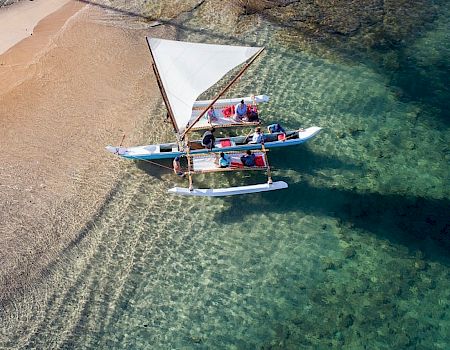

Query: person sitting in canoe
[245,105,259,122]
[201,127,216,150]
[267,123,286,134]
[234,99,247,121]
[267,123,287,141]
[240,150,256,166]
[249,127,264,144]
[207,106,218,123]
[173,156,185,177]
[216,152,231,168]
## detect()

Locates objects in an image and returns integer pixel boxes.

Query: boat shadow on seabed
[214,148,450,266]
[135,158,174,181]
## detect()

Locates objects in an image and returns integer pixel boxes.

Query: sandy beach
[0,1,169,300]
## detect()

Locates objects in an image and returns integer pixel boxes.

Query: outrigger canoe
[106,38,322,196]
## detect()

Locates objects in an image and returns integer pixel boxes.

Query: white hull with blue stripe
[106,126,322,161]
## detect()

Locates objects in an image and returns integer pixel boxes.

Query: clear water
[1,2,450,349]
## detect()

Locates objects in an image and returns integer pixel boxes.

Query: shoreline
[0,2,171,301]
[0,0,74,56]
[0,0,87,95]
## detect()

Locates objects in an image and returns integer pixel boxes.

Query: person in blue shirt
[234,100,247,121]
[217,152,231,168]
[267,123,286,134]
[240,150,256,166]
[249,127,264,144]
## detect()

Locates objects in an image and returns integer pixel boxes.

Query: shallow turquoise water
[1,2,450,349]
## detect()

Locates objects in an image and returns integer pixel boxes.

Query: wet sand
[0,2,168,300]
[0,0,72,56]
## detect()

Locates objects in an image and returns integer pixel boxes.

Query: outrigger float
[168,148,288,197]
[106,38,322,196]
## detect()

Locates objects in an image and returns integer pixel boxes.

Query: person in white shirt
[250,127,264,144]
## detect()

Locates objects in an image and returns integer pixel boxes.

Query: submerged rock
[190,335,203,344]
[343,247,356,259]
[336,131,347,139]
[337,312,355,329]
[414,259,427,271]
[404,140,416,150]
[321,258,342,271]
[240,0,437,50]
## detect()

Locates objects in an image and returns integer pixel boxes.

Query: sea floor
[1,1,449,349]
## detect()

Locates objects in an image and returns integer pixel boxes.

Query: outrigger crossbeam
[169,148,287,197]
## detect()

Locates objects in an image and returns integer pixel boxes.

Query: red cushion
[278,134,286,141]
[254,155,265,167]
[222,105,235,117]
[231,161,244,168]
[220,139,232,147]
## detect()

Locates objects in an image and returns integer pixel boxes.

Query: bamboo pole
[189,121,260,132]
[185,135,194,191]
[181,47,265,139]
[261,143,273,184]
[192,166,267,175]
[285,128,305,140]
[118,134,126,147]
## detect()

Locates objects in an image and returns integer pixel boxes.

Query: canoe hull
[106,126,322,161]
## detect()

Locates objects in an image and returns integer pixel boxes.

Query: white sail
[147,38,261,133]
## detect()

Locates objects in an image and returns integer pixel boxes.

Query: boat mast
[146,37,179,134]
[181,47,265,139]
